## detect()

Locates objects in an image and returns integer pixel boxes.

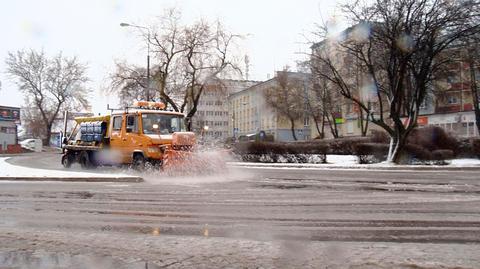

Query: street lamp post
[202,125,209,143]
[120,22,151,101]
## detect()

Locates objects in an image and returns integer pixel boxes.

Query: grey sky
[0,0,341,113]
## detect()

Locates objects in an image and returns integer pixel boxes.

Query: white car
[19,139,42,152]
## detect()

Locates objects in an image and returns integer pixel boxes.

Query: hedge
[474,139,480,158]
[354,143,455,164]
[232,142,329,163]
[407,126,458,153]
[354,143,389,164]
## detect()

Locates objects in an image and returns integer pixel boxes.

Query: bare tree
[307,76,351,139]
[180,20,242,129]
[305,82,327,139]
[311,0,479,163]
[110,61,152,107]
[6,49,89,145]
[264,70,305,141]
[112,8,241,130]
[466,36,480,135]
[20,107,46,139]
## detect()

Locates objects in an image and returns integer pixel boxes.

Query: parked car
[19,139,42,152]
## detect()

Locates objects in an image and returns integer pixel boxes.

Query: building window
[447,95,458,104]
[420,99,428,109]
[304,117,310,126]
[346,121,354,134]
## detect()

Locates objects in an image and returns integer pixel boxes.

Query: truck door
[124,114,144,162]
[109,114,128,163]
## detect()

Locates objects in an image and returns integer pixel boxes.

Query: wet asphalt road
[1,153,480,268]
[2,152,480,243]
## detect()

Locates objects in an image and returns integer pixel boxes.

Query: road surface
[1,152,480,268]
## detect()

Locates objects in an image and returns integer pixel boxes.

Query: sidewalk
[0,157,143,182]
[228,155,480,171]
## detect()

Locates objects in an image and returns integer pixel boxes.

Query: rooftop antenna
[244,55,250,80]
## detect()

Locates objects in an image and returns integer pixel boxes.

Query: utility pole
[120,22,151,101]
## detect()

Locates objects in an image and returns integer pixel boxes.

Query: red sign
[403,116,429,126]
[417,116,428,126]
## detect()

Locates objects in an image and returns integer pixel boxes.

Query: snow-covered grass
[0,157,136,179]
[230,154,480,169]
[450,158,480,166]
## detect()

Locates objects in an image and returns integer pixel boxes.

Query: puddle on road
[0,251,162,269]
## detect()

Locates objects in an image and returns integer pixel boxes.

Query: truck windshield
[142,113,186,134]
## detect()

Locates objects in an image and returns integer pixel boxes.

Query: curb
[227,163,480,171]
[0,176,144,183]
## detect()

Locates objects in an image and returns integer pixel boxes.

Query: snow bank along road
[1,154,480,268]
[0,156,142,182]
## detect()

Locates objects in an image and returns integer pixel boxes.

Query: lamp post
[202,125,209,143]
[120,22,151,101]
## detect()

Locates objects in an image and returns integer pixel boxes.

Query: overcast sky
[0,0,342,113]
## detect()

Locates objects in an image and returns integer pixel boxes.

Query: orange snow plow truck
[61,101,196,169]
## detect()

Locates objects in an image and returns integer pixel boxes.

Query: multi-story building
[416,55,479,138]
[0,105,20,152]
[228,71,313,141]
[191,79,258,141]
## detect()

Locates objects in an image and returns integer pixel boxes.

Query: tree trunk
[321,114,326,139]
[311,114,323,139]
[185,117,192,132]
[329,113,339,138]
[386,128,409,164]
[44,123,53,146]
[289,118,297,141]
[359,109,369,136]
[468,57,480,135]
[391,135,406,164]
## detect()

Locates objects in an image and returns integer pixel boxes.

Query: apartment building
[416,57,478,138]
[191,79,258,141]
[228,71,313,141]
[0,105,20,152]
[310,26,381,139]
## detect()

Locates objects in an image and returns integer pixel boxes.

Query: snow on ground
[230,154,480,169]
[450,158,480,166]
[0,157,135,178]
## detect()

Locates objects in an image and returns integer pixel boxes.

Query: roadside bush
[473,139,480,158]
[326,137,371,155]
[397,144,433,164]
[456,138,474,158]
[408,126,458,153]
[431,149,455,160]
[370,130,390,144]
[232,142,328,163]
[431,149,454,165]
[354,143,389,164]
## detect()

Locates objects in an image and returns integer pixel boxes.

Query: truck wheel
[61,153,74,168]
[88,151,99,168]
[79,151,91,169]
[132,154,145,170]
